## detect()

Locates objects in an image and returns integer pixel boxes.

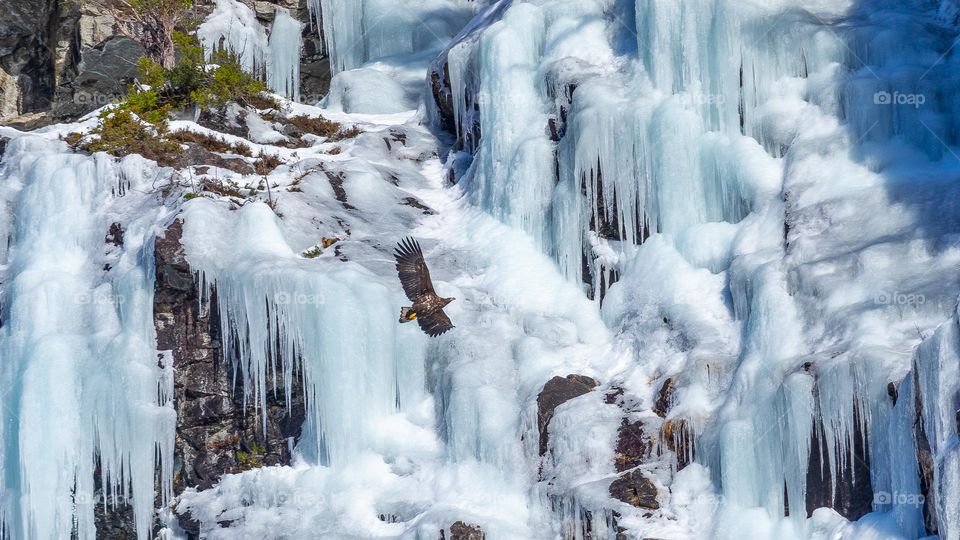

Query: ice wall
[0,137,174,540]
[180,200,426,467]
[311,0,483,74]
[434,0,960,537]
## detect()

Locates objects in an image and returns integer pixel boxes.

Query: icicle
[180,200,427,466]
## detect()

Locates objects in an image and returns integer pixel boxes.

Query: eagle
[394,237,455,337]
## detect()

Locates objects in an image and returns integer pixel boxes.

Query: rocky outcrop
[154,219,306,537]
[609,469,660,510]
[537,374,599,455]
[0,0,330,126]
[0,0,59,119]
[439,521,485,540]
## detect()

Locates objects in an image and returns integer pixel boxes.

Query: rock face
[154,219,306,536]
[537,374,599,455]
[804,411,873,520]
[609,469,660,510]
[439,522,485,540]
[0,0,59,119]
[0,0,330,125]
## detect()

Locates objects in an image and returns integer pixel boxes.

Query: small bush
[85,109,179,163]
[287,114,342,138]
[334,125,364,140]
[190,49,268,111]
[254,151,281,175]
[301,246,323,259]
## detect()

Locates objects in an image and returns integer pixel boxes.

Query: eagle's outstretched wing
[394,237,435,302]
[418,309,454,337]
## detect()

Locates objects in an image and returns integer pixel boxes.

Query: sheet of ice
[267,9,302,101]
[310,0,482,74]
[0,137,174,539]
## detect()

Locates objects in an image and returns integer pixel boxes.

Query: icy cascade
[440,0,841,290]
[268,9,303,102]
[0,137,174,540]
[180,200,426,467]
[435,0,960,537]
[310,0,484,74]
[199,0,303,100]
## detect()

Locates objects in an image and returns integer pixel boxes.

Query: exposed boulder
[537,374,599,455]
[609,469,660,510]
[652,378,675,418]
[615,419,652,472]
[440,521,485,540]
[0,0,58,120]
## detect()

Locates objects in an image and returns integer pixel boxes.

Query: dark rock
[913,368,939,535]
[604,386,625,405]
[887,381,898,405]
[609,469,660,509]
[662,418,693,470]
[615,419,651,472]
[106,222,124,247]
[402,196,435,215]
[537,374,599,455]
[439,521,484,540]
[430,62,456,134]
[804,405,873,520]
[0,0,58,121]
[653,378,675,418]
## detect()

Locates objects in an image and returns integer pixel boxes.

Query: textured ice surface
[0,137,175,539]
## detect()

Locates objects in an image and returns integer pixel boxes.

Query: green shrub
[190,49,268,111]
[86,109,179,163]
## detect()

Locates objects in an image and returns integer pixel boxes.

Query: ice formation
[0,137,174,539]
[267,9,303,102]
[200,0,303,100]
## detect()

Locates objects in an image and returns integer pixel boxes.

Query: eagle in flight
[394,237,455,337]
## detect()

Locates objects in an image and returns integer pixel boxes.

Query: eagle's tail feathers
[399,307,417,323]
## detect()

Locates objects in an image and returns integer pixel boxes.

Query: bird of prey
[394,237,455,337]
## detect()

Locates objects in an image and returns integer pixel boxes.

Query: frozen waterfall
[0,137,174,539]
